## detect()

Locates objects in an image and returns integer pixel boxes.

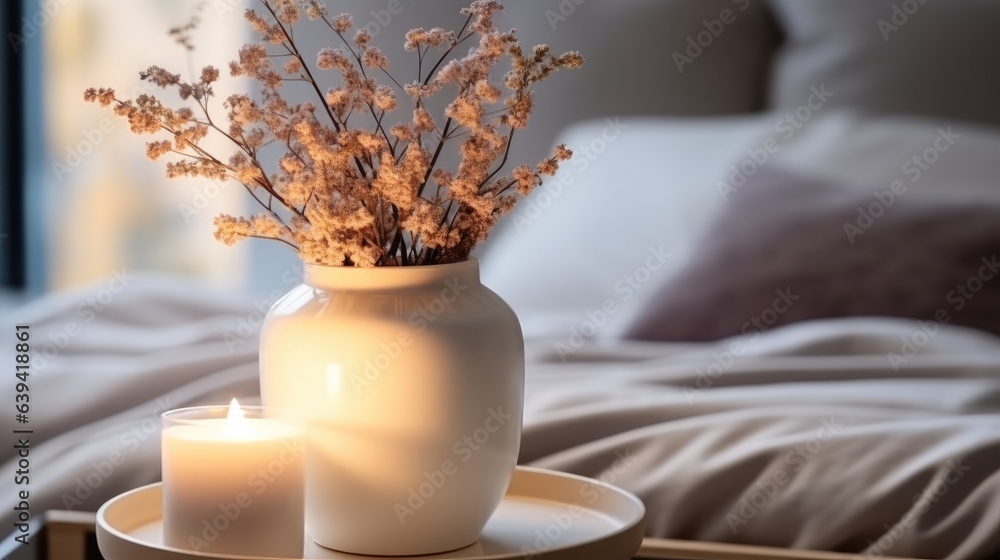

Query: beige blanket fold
[2,276,999,560]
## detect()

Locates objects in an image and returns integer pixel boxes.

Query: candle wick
[227,398,246,430]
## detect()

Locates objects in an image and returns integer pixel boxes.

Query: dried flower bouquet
[85,0,582,267]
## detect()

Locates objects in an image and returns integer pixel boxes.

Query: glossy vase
[259,259,524,555]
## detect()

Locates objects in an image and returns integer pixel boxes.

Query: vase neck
[303,260,480,291]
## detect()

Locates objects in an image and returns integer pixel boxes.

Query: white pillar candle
[161,400,304,558]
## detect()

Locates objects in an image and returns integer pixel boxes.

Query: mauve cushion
[622,169,1000,342]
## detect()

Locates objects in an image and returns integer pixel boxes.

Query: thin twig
[249,235,300,252]
[415,118,453,199]
[422,15,474,87]
[482,128,515,187]
[261,1,342,135]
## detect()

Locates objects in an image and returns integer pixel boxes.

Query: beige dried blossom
[244,9,272,36]
[536,158,558,176]
[244,9,288,44]
[403,81,441,100]
[214,215,253,246]
[462,0,504,34]
[535,143,573,177]
[445,96,485,130]
[434,60,465,86]
[273,0,301,25]
[305,0,327,21]
[474,80,502,103]
[413,107,436,132]
[554,144,573,160]
[362,47,389,70]
[390,124,417,142]
[83,87,117,106]
[146,140,173,160]
[326,87,349,109]
[372,145,430,209]
[316,48,349,71]
[283,58,303,75]
[86,0,582,266]
[353,28,372,49]
[331,13,352,33]
[372,84,397,111]
[511,164,539,195]
[200,66,220,83]
[403,29,424,52]
[404,27,455,51]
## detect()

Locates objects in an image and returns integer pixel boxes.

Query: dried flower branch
[86,0,583,267]
[168,1,207,52]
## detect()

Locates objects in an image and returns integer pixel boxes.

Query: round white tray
[97,466,645,560]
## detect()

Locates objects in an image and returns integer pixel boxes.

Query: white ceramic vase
[259,259,524,556]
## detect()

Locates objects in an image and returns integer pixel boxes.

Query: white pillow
[767,111,1000,198]
[479,116,775,339]
[480,111,1000,342]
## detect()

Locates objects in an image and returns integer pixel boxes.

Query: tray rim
[96,465,647,560]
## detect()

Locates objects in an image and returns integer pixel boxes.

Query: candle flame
[227,398,244,427]
[326,364,342,397]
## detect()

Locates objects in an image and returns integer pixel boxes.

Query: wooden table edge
[638,538,926,560]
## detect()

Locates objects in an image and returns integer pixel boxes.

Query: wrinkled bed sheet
[2,277,999,559]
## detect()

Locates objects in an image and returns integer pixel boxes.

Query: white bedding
[3,277,1000,560]
[481,110,1000,339]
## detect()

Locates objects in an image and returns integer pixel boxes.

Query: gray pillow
[767,0,1000,128]
[492,0,781,170]
[622,169,1000,342]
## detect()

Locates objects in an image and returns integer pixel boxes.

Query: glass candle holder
[161,401,304,558]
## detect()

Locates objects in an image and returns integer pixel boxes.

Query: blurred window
[34,0,253,292]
